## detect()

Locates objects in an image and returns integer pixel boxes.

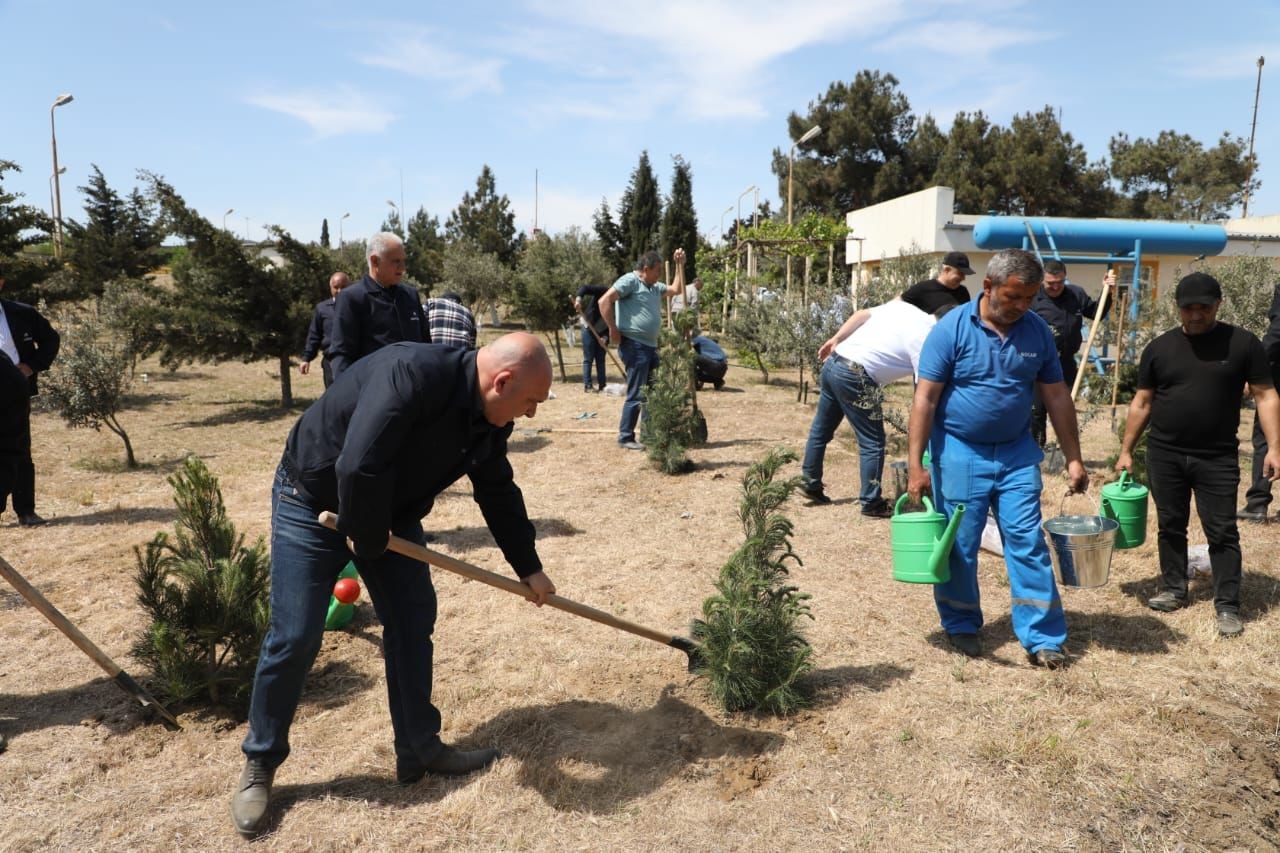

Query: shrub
[642,311,706,473]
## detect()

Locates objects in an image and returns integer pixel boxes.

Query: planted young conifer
[692,448,814,714]
[132,457,270,709]
[642,309,706,473]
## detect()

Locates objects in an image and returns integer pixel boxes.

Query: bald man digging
[233,333,556,838]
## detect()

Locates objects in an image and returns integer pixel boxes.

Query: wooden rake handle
[317,512,683,651]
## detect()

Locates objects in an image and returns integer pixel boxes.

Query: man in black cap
[900,251,976,315]
[1238,282,1280,522]
[1117,272,1280,637]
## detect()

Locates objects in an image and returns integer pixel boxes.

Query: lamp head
[53,93,74,108]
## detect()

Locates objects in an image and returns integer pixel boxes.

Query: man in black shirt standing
[1238,282,1280,522]
[231,333,556,838]
[1029,260,1115,445]
[574,283,610,392]
[900,251,975,314]
[329,232,429,380]
[298,271,351,388]
[1117,273,1280,637]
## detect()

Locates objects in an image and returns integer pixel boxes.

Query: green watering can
[324,562,360,630]
[1099,470,1149,550]
[891,495,966,583]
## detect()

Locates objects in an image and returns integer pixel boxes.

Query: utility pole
[1243,56,1265,219]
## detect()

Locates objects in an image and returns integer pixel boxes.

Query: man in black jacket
[1029,260,1115,445]
[298,271,350,388]
[1238,282,1280,522]
[328,232,428,379]
[232,332,556,838]
[0,273,60,526]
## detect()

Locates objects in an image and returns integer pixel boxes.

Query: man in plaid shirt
[425,292,477,350]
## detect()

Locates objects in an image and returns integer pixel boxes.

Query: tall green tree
[770,70,917,216]
[439,241,510,320]
[380,208,404,237]
[405,206,446,290]
[1109,130,1256,221]
[660,155,699,281]
[62,165,164,298]
[446,165,522,266]
[993,107,1114,216]
[511,229,613,379]
[619,151,662,265]
[932,111,1006,214]
[593,197,627,276]
[142,174,329,406]
[320,218,330,248]
[0,160,56,300]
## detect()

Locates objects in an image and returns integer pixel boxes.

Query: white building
[845,186,1280,299]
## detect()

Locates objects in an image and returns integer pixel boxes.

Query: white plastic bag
[1187,544,1211,578]
[603,383,626,397]
[980,513,1004,555]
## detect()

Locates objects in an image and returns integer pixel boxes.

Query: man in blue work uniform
[231,332,556,838]
[907,249,1088,668]
[298,271,351,388]
[329,232,429,380]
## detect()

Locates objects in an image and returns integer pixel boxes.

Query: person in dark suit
[231,333,556,838]
[0,273,60,526]
[298,272,351,388]
[328,232,429,380]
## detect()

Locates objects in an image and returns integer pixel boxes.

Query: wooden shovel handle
[317,512,675,648]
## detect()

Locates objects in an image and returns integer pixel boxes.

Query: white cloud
[244,85,397,136]
[879,19,1049,60]
[360,31,506,97]
[501,0,915,120]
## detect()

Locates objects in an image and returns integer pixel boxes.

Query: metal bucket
[1043,514,1118,588]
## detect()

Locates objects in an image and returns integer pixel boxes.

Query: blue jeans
[242,463,442,770]
[801,357,886,507]
[929,432,1066,654]
[618,337,658,443]
[582,328,606,390]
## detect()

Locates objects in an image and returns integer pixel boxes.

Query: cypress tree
[320,218,330,248]
[660,155,699,281]
[593,197,627,277]
[620,151,661,265]
[692,448,814,714]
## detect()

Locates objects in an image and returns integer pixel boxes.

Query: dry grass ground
[1,340,1278,851]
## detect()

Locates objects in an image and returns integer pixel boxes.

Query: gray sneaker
[231,759,275,838]
[619,440,645,451]
[1147,590,1187,613]
[1217,611,1244,637]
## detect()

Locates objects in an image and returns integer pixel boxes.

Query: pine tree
[446,165,522,267]
[660,156,699,281]
[593,197,627,277]
[132,457,271,709]
[620,151,662,265]
[0,159,57,300]
[380,208,404,238]
[320,218,330,248]
[692,448,813,714]
[62,166,164,298]
[405,206,446,289]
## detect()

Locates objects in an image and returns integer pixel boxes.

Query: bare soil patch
[2,347,1279,851]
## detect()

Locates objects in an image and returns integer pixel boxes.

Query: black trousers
[1031,356,1077,447]
[1243,410,1275,512]
[321,356,334,389]
[0,394,34,516]
[1146,446,1241,612]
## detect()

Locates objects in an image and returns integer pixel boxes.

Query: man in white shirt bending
[799,300,953,517]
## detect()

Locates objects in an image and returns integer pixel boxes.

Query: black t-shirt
[901,278,971,315]
[576,284,609,337]
[1137,322,1271,456]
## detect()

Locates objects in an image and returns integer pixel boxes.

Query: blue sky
[3,0,1278,249]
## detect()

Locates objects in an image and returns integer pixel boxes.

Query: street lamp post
[223,208,235,231]
[786,124,821,294]
[49,93,74,259]
[48,167,66,230]
[735,185,757,305]
[719,205,734,246]
[340,212,350,246]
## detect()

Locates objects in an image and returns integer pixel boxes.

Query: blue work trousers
[242,463,442,770]
[618,337,658,443]
[930,433,1066,654]
[801,356,886,507]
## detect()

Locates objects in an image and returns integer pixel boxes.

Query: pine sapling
[132,457,270,709]
[692,448,814,714]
